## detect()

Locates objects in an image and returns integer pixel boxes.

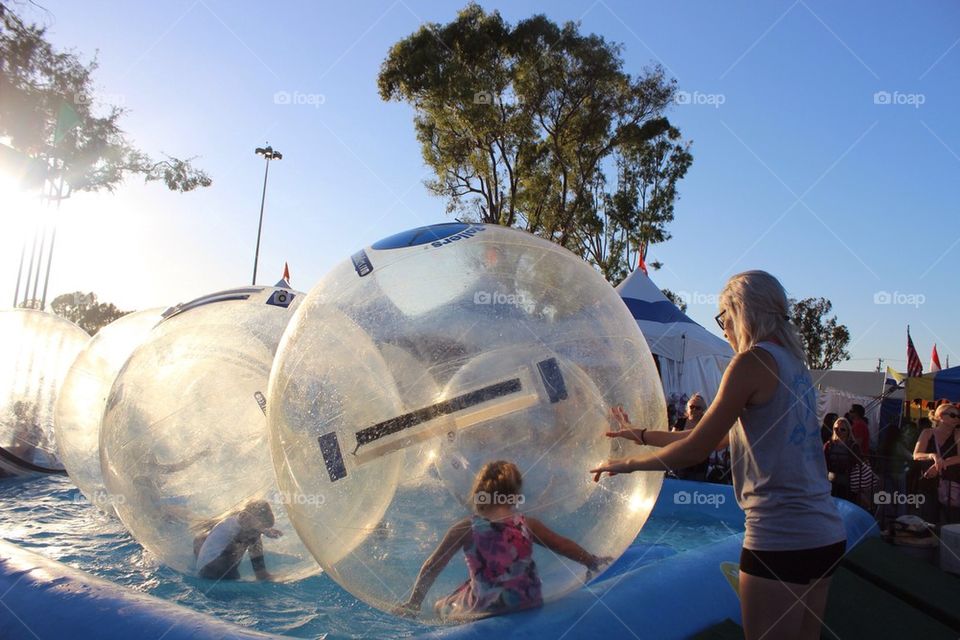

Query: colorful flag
[930,345,942,373]
[637,244,648,276]
[907,328,923,377]
[885,366,905,389]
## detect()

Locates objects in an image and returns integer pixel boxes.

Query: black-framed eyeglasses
[714,310,726,331]
[689,405,706,412]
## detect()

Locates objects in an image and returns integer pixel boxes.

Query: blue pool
[0,475,745,639]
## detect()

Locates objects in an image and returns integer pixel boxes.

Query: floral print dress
[435,514,543,618]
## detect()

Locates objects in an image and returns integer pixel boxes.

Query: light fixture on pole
[252,144,282,285]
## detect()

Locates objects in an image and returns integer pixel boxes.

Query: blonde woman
[913,403,960,524]
[592,271,845,640]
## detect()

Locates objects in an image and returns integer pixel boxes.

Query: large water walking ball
[0,309,90,475]
[100,286,319,581]
[268,223,664,621]
[55,309,164,513]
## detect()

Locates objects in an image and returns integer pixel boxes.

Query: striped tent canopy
[905,365,960,409]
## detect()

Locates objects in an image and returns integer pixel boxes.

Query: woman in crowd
[913,403,960,524]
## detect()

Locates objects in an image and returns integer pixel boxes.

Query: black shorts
[739,541,846,584]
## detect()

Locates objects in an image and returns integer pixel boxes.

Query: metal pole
[13,241,26,307]
[251,158,270,286]
[30,222,46,306]
[21,226,39,308]
[40,171,65,308]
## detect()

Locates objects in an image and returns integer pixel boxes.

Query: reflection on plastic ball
[268,223,664,622]
[55,309,164,513]
[100,286,319,581]
[0,309,90,475]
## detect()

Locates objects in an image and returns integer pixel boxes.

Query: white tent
[616,270,733,406]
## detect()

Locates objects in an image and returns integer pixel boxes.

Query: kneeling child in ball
[396,460,609,620]
[193,499,283,581]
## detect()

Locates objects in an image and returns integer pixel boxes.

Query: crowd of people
[821,400,960,529]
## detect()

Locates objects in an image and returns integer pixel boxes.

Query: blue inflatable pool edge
[0,480,878,640]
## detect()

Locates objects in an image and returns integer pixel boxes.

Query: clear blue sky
[3,0,959,373]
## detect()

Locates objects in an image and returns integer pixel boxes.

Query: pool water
[0,475,742,639]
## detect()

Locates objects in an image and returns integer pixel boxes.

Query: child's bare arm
[399,518,471,612]
[526,517,606,570]
[248,537,270,580]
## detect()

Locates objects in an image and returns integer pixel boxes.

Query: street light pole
[252,144,282,286]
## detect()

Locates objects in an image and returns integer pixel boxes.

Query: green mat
[690,537,960,640]
[841,537,960,633]
[821,567,956,639]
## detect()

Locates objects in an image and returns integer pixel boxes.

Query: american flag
[907,328,923,377]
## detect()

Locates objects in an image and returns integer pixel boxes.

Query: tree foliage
[0,2,211,195]
[790,297,851,370]
[50,291,128,335]
[378,4,690,280]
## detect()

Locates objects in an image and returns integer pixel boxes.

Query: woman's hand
[611,405,632,429]
[591,459,637,482]
[923,466,939,479]
[605,406,647,444]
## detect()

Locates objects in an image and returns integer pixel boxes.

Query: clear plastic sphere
[55,309,165,513]
[100,286,319,581]
[268,223,664,621]
[0,309,90,475]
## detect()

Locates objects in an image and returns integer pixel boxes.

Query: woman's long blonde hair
[719,270,807,365]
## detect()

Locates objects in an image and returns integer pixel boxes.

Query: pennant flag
[283,262,290,283]
[930,344,942,373]
[907,328,923,378]
[885,366,905,388]
[637,245,648,276]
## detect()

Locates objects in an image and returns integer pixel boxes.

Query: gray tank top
[730,342,846,550]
